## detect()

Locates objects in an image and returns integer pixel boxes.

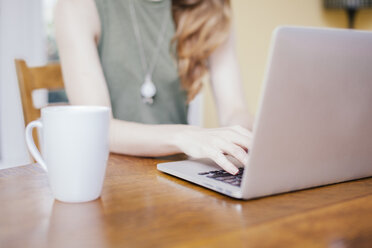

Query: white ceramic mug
[25,106,110,203]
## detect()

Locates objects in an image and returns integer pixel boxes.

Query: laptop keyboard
[198,168,244,187]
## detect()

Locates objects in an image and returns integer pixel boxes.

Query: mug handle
[25,120,48,171]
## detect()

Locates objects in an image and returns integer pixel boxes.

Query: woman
[55,0,253,175]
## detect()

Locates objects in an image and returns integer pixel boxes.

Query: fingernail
[232,168,239,175]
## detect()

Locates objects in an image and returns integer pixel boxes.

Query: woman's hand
[172,125,252,175]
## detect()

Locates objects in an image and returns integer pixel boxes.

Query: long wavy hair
[172,0,231,102]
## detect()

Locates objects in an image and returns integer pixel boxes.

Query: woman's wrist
[168,125,202,154]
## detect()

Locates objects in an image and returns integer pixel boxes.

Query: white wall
[0,0,46,169]
[187,93,203,127]
[0,0,3,163]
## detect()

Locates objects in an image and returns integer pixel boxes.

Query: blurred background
[205,0,372,127]
[0,0,371,168]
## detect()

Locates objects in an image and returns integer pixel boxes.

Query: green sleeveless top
[94,0,188,124]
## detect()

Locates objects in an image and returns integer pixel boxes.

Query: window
[44,0,59,62]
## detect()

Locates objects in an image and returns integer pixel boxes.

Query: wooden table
[1,154,372,248]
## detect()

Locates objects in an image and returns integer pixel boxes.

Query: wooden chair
[15,59,65,148]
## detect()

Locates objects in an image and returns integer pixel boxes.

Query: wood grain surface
[0,154,371,248]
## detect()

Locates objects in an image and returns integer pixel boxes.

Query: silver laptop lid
[242,27,372,199]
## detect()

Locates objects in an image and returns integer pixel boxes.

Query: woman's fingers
[222,129,251,151]
[175,125,254,174]
[218,140,249,167]
[208,150,239,175]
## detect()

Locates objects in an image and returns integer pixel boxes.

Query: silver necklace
[128,0,169,104]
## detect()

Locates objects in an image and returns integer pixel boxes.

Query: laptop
[157,26,372,200]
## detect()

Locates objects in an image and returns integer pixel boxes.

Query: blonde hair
[172,0,231,102]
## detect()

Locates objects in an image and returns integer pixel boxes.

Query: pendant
[141,74,157,105]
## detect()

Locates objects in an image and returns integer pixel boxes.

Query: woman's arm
[55,0,251,174]
[209,28,254,130]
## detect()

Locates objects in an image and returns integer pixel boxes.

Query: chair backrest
[15,59,65,150]
[15,59,64,125]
